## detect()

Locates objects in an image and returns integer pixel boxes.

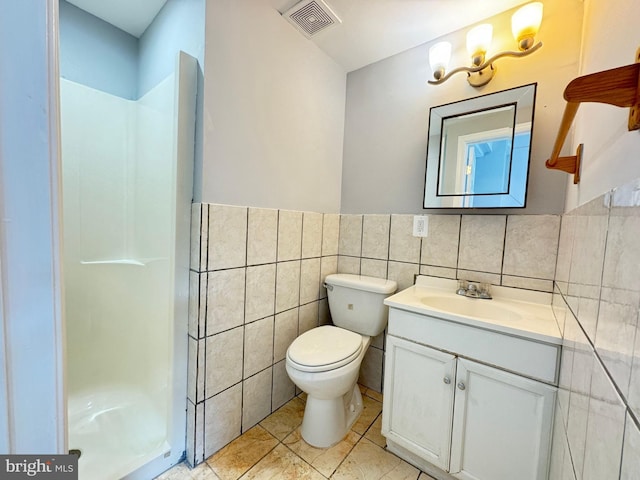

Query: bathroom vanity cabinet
[381,285,561,480]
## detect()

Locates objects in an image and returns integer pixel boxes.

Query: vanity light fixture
[428,2,543,88]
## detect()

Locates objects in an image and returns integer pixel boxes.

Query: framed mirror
[423,83,537,209]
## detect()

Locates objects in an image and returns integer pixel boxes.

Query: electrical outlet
[413,215,429,237]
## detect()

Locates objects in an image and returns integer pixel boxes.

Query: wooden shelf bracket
[546,48,640,184]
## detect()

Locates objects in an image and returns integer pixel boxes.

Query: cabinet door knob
[457,382,466,390]
[443,376,451,385]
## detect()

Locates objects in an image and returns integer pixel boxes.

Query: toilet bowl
[285,274,397,448]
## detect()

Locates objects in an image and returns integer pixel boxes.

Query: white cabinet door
[382,335,456,471]
[449,359,556,480]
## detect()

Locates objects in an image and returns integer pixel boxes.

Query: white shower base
[68,385,169,480]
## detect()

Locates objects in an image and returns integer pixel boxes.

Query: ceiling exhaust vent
[283,0,341,38]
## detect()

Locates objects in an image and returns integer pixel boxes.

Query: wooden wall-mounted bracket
[545,47,640,184]
[546,144,583,184]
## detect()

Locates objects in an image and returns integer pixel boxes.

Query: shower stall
[60,53,196,479]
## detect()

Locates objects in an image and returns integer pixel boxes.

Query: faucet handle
[456,280,468,296]
[478,283,492,299]
[465,282,480,298]
[456,280,492,299]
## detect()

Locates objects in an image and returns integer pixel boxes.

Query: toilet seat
[287,326,363,373]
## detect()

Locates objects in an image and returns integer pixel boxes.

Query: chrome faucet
[456,281,492,300]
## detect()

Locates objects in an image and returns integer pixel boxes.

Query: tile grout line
[239,207,249,434]
[271,209,280,415]
[201,203,211,465]
[183,392,428,480]
[499,215,508,286]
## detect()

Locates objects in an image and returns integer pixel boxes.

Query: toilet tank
[324,274,397,337]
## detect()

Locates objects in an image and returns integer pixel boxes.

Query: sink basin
[384,276,561,344]
[420,295,522,322]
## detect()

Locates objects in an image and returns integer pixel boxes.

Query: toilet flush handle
[323,283,333,291]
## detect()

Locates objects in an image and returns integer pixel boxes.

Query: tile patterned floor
[156,387,437,480]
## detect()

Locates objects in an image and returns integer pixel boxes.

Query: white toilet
[285,273,397,448]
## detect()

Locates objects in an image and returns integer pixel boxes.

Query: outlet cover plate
[413,215,429,237]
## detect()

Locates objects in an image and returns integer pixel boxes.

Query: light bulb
[429,41,452,80]
[466,24,493,66]
[512,2,543,51]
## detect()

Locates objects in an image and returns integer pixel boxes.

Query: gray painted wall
[59,0,138,100]
[60,0,205,101]
[200,0,346,213]
[60,0,205,203]
[138,0,205,98]
[138,0,205,203]
[341,0,584,214]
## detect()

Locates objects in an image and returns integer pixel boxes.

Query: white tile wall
[187,203,338,466]
[247,207,278,266]
[204,383,242,458]
[582,362,626,480]
[361,214,390,260]
[302,212,323,259]
[502,215,560,279]
[337,255,360,274]
[205,327,243,398]
[242,368,273,432]
[272,359,295,410]
[620,413,640,479]
[322,214,340,256]
[187,338,198,401]
[244,264,276,323]
[360,258,388,279]
[339,215,363,257]
[188,202,592,468]
[299,302,319,335]
[389,214,421,264]
[358,347,384,392]
[190,203,208,272]
[274,309,299,363]
[188,271,205,338]
[387,261,419,291]
[243,317,274,378]
[207,205,247,270]
[336,212,562,396]
[458,215,506,274]
[206,269,245,335]
[186,401,204,465]
[550,178,640,480]
[277,210,303,262]
[275,261,301,313]
[300,258,321,304]
[420,214,460,268]
[501,275,553,292]
[320,256,338,283]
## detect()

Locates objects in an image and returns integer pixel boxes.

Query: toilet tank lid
[324,274,397,294]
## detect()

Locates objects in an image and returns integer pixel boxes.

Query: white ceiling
[67,0,530,72]
[272,0,532,72]
[66,0,168,38]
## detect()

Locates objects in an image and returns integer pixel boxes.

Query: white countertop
[384,276,562,345]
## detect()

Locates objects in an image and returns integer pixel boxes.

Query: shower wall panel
[62,77,176,394]
[61,74,181,480]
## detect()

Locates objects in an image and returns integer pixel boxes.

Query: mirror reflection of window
[466,137,511,194]
[457,131,512,195]
[466,129,530,207]
[437,104,516,197]
[424,83,536,209]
